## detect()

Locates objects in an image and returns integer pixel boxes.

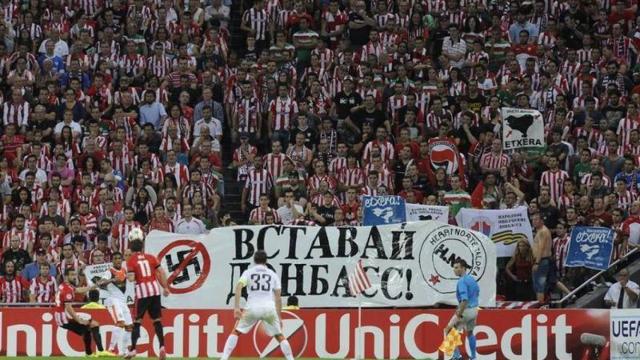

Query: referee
[444,259,479,360]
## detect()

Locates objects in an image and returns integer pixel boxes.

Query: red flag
[470,181,484,208]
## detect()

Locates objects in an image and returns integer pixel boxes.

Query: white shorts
[235,307,282,336]
[105,298,133,326]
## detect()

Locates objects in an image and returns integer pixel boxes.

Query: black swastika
[165,250,201,284]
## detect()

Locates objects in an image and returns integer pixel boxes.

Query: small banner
[455,206,533,257]
[362,195,406,226]
[501,107,545,152]
[405,204,449,223]
[564,226,614,271]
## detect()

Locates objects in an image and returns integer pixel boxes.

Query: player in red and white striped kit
[29,262,57,303]
[125,239,170,360]
[54,268,106,356]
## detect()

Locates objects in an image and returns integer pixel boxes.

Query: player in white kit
[98,252,134,355]
[220,250,295,360]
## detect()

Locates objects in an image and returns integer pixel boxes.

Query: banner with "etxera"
[146,221,497,309]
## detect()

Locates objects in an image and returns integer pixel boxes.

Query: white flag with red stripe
[348,260,372,296]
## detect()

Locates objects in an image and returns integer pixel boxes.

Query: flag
[439,327,463,356]
[348,260,372,295]
[470,181,484,208]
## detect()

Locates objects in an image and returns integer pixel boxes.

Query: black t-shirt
[317,205,337,225]
[290,126,317,147]
[334,91,362,119]
[465,93,486,114]
[352,107,385,130]
[348,12,371,47]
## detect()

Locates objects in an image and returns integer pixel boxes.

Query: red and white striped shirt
[263,153,288,179]
[617,190,636,210]
[329,156,348,175]
[54,282,74,325]
[249,206,281,224]
[539,169,570,203]
[269,96,298,131]
[2,227,36,250]
[362,140,395,164]
[244,169,274,207]
[234,96,261,134]
[339,167,365,188]
[126,252,162,299]
[617,116,640,147]
[2,101,29,127]
[112,221,143,254]
[480,152,510,171]
[553,234,570,277]
[163,163,190,189]
[0,275,29,303]
[30,275,57,303]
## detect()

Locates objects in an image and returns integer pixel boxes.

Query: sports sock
[131,322,141,349]
[280,339,295,360]
[220,334,238,360]
[153,320,165,347]
[83,331,92,355]
[120,329,132,355]
[109,327,122,351]
[91,326,104,352]
[468,333,477,359]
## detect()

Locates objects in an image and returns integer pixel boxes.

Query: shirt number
[250,273,272,291]
[138,260,152,277]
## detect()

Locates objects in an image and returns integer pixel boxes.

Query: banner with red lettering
[0,308,610,359]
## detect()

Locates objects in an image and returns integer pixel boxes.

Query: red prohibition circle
[157,240,211,294]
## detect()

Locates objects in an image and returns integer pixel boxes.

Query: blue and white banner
[362,195,406,226]
[565,226,614,271]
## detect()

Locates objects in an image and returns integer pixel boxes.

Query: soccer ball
[128,227,145,242]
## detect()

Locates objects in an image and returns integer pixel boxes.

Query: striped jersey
[126,252,162,299]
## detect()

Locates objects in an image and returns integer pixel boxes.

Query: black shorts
[135,295,162,320]
[62,320,90,335]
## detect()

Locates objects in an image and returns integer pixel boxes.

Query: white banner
[455,206,533,257]
[405,204,449,223]
[501,107,544,151]
[146,222,496,309]
[610,309,640,359]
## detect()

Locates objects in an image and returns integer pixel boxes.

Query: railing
[551,247,639,308]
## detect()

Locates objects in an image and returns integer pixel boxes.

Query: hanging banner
[405,203,449,223]
[146,221,497,309]
[426,136,466,187]
[0,308,611,359]
[362,195,406,225]
[455,206,533,257]
[501,107,545,152]
[564,226,615,271]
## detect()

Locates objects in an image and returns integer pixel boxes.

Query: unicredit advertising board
[145,221,497,308]
[0,308,613,359]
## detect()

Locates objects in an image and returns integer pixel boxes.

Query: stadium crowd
[0,0,640,305]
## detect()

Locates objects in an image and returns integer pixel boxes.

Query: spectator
[22,248,57,281]
[175,203,207,235]
[604,268,639,309]
[2,235,32,273]
[505,239,535,301]
[532,212,553,303]
[28,262,56,303]
[0,261,29,303]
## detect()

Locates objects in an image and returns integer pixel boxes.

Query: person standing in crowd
[532,212,553,303]
[604,268,639,309]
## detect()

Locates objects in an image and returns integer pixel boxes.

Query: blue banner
[565,226,614,271]
[362,196,406,226]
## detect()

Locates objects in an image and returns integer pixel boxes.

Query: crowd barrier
[2,307,638,359]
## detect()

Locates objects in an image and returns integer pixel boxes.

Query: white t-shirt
[175,217,207,234]
[239,264,281,309]
[277,204,304,225]
[604,281,640,309]
[193,117,222,138]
